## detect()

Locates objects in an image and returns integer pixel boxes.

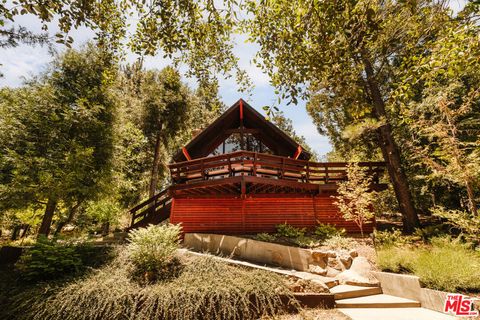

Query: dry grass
[14,251,295,320]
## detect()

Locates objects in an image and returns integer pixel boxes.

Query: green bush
[16,237,83,281]
[314,223,345,240]
[373,229,415,247]
[377,237,480,292]
[293,235,319,248]
[255,232,277,242]
[275,223,306,238]
[323,235,354,249]
[413,225,446,242]
[126,224,182,279]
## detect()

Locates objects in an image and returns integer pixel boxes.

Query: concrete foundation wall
[183,233,317,271]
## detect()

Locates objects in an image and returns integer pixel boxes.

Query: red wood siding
[170,195,374,234]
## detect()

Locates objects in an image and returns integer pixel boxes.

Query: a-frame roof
[172,99,311,162]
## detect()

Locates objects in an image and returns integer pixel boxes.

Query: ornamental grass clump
[377,237,480,292]
[24,255,293,320]
[126,223,182,282]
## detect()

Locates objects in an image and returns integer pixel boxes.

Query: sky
[0,0,467,157]
[0,12,332,157]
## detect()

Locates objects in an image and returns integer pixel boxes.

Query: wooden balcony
[169,151,386,196]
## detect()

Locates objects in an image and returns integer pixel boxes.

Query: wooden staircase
[128,188,172,230]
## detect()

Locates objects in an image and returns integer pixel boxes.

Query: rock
[338,255,353,270]
[310,279,330,292]
[288,279,329,293]
[336,269,379,287]
[328,257,343,271]
[349,249,358,258]
[335,256,380,286]
[310,251,328,268]
[308,265,327,276]
[326,266,341,277]
[350,256,371,275]
[327,250,337,258]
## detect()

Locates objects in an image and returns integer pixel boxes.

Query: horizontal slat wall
[244,197,316,233]
[314,196,374,233]
[170,198,244,233]
[170,195,374,234]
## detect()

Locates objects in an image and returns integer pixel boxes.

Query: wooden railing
[169,151,385,185]
[130,188,171,227]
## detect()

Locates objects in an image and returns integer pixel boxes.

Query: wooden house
[129,99,386,234]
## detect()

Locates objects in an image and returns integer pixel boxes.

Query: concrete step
[338,307,457,320]
[335,294,421,308]
[331,284,383,300]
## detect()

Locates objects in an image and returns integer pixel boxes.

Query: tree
[397,22,480,216]
[115,64,220,200]
[140,68,193,197]
[0,44,117,236]
[334,163,375,237]
[271,111,319,161]
[246,0,456,232]
[0,0,124,49]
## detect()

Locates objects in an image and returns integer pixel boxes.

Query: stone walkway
[332,284,457,320]
[180,249,458,320]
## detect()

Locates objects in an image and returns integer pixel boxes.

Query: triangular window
[209,133,272,157]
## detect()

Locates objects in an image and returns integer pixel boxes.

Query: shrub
[373,229,414,247]
[16,237,83,281]
[376,246,414,273]
[413,225,446,242]
[126,224,182,280]
[293,235,319,248]
[23,255,294,320]
[333,163,375,237]
[255,233,277,242]
[431,207,480,242]
[275,223,305,238]
[314,223,345,240]
[322,235,354,250]
[377,237,480,292]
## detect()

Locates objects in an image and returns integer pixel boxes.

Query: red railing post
[306,162,310,183]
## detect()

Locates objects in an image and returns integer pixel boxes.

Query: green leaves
[16,237,83,281]
[333,163,376,236]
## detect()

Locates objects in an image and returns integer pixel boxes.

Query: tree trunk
[101,221,110,236]
[54,203,81,236]
[361,52,420,233]
[10,225,20,240]
[466,180,478,216]
[38,198,57,237]
[149,133,163,199]
[20,225,30,238]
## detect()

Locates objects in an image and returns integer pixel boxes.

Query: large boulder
[308,265,328,276]
[310,250,329,268]
[335,256,380,286]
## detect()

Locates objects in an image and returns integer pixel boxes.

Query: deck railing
[130,188,171,227]
[169,151,385,185]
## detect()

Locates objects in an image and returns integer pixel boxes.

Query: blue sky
[0,13,332,157]
[0,0,466,157]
